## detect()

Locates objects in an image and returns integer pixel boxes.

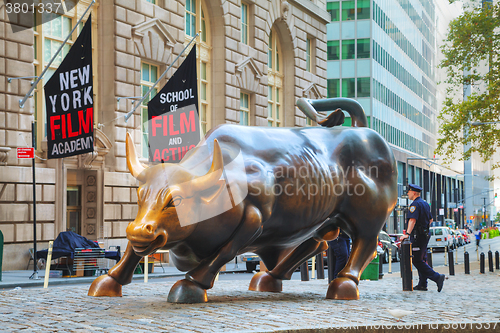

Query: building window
[268,27,283,127]
[141,62,159,158]
[342,78,355,98]
[357,0,370,19]
[327,2,340,21]
[306,37,312,72]
[327,40,340,60]
[200,61,208,133]
[185,0,211,134]
[185,0,196,37]
[342,39,355,59]
[145,0,156,4]
[240,92,249,125]
[241,3,248,44]
[327,79,340,98]
[357,39,370,58]
[342,0,355,21]
[268,85,281,127]
[357,77,370,97]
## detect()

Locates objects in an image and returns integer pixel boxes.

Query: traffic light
[495,193,498,199]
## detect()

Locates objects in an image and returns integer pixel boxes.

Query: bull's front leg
[88,242,142,297]
[167,205,263,303]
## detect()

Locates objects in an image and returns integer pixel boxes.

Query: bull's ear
[192,139,224,191]
[126,132,146,181]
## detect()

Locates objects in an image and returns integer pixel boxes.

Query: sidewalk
[0,263,248,290]
[0,263,499,332]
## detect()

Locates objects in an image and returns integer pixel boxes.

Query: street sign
[439,208,444,215]
[453,208,459,212]
[17,147,34,159]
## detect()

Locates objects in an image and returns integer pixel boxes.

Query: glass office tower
[326,0,474,232]
[326,0,437,158]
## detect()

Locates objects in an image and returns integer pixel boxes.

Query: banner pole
[19,0,95,109]
[29,122,39,280]
[124,33,200,122]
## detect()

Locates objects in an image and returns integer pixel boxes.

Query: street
[381,236,500,274]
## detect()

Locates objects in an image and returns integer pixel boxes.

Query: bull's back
[204,125,397,243]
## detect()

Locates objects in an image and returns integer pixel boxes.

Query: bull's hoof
[326,277,359,300]
[88,275,122,297]
[167,279,208,303]
[249,272,282,292]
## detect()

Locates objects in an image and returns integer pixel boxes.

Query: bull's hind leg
[326,234,378,300]
[88,242,142,297]
[249,225,339,292]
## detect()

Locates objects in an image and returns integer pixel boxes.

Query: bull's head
[125,133,225,256]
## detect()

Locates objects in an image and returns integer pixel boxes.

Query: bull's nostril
[145,224,154,234]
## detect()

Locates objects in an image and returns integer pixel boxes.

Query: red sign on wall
[17,147,34,159]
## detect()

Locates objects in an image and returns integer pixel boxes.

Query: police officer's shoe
[413,285,428,291]
[437,274,445,292]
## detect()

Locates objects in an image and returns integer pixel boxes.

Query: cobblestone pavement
[0,269,499,332]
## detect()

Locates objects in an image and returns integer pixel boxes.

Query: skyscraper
[326,0,471,232]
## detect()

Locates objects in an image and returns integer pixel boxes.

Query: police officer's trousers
[412,235,440,287]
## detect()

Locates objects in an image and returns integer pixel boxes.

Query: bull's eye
[166,196,182,209]
[172,196,182,206]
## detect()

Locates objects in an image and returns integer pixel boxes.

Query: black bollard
[495,251,499,270]
[327,246,335,283]
[448,248,455,276]
[488,249,494,272]
[401,237,413,291]
[300,261,309,281]
[480,253,485,274]
[464,251,470,274]
[316,253,325,279]
[427,248,433,268]
[379,252,384,279]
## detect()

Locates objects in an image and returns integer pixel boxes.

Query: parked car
[458,229,470,244]
[389,233,403,261]
[239,252,260,272]
[428,227,454,251]
[378,230,399,263]
[453,229,464,246]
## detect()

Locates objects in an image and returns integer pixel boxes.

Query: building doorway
[66,186,82,234]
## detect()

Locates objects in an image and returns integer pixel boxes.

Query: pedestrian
[328,230,351,281]
[475,228,482,250]
[400,184,445,292]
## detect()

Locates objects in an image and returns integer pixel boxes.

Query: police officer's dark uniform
[328,230,351,280]
[406,184,445,292]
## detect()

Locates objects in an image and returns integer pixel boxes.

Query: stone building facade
[0,0,329,270]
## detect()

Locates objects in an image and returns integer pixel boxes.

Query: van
[428,227,454,251]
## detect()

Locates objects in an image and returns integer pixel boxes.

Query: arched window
[267,28,283,127]
[185,0,211,134]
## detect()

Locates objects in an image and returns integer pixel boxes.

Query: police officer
[328,230,351,281]
[400,184,445,292]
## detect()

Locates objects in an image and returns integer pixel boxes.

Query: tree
[437,1,500,174]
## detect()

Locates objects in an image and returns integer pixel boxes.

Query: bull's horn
[126,132,146,181]
[192,139,224,190]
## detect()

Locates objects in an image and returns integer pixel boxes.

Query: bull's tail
[297,98,368,128]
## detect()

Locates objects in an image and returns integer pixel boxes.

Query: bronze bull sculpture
[89,98,398,303]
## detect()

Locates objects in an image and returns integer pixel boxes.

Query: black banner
[45,15,93,159]
[148,47,200,163]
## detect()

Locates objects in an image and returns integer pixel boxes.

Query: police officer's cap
[408,184,422,192]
